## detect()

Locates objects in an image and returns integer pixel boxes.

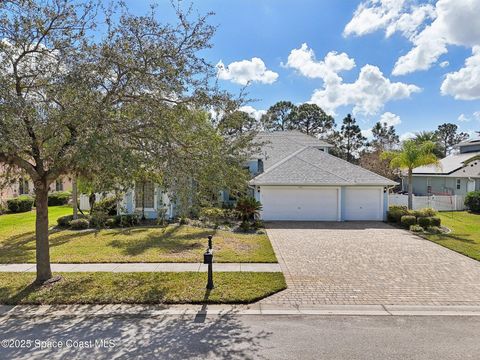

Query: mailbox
[203,250,213,264]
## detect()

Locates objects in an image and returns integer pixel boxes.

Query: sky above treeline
[117,0,480,140]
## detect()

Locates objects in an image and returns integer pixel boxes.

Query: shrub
[199,207,224,223]
[430,216,441,227]
[409,224,424,232]
[387,205,408,223]
[0,203,6,215]
[7,196,34,213]
[89,210,109,228]
[400,215,416,228]
[413,208,437,218]
[114,214,140,227]
[48,191,71,206]
[94,196,118,216]
[105,218,117,228]
[426,226,443,234]
[57,214,89,227]
[465,191,480,213]
[236,197,262,221]
[69,218,89,230]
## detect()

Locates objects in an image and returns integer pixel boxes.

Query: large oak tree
[0,0,250,283]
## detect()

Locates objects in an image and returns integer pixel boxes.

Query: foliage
[6,196,34,213]
[370,121,399,150]
[359,149,399,181]
[413,131,444,158]
[288,103,335,137]
[57,214,89,228]
[48,192,71,206]
[114,214,140,227]
[260,101,296,131]
[417,216,432,228]
[387,205,409,223]
[199,207,224,224]
[464,191,480,213]
[217,111,257,136]
[382,140,439,209]
[400,215,416,228]
[413,208,437,218]
[435,123,469,158]
[69,218,89,230]
[335,114,366,163]
[94,196,118,216]
[89,211,109,229]
[236,197,262,221]
[426,226,443,234]
[409,224,424,233]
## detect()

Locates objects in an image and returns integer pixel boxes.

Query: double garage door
[260,186,383,221]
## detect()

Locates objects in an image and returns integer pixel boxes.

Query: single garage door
[260,186,339,221]
[344,187,383,221]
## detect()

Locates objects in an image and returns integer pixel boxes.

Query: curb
[1,304,480,318]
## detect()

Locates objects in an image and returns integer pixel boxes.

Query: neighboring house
[116,130,396,221]
[403,137,480,196]
[0,165,73,204]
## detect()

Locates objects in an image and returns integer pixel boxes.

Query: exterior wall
[459,144,480,153]
[120,184,175,219]
[406,176,477,196]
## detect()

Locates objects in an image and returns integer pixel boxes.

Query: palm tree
[382,140,439,209]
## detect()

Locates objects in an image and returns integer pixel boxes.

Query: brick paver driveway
[261,222,480,306]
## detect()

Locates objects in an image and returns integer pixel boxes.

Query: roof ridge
[295,150,350,182]
[319,148,396,184]
[253,146,310,181]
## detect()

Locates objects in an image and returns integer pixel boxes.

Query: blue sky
[122,0,480,139]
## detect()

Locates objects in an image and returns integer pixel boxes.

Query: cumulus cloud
[474,111,480,120]
[400,132,415,141]
[457,113,470,122]
[379,111,401,126]
[216,58,278,85]
[239,105,266,121]
[440,47,480,100]
[344,0,480,77]
[285,44,420,116]
[439,60,449,68]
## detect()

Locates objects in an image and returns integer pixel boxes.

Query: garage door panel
[260,187,338,221]
[344,187,382,221]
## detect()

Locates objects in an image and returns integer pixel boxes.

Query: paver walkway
[260,221,480,306]
[0,263,281,272]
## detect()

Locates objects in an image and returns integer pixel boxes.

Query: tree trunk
[72,176,78,220]
[407,169,413,210]
[34,181,52,283]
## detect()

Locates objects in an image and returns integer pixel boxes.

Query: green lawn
[0,272,286,304]
[0,208,277,263]
[425,211,480,261]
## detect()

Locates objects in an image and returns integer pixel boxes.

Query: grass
[0,208,277,263]
[0,272,286,305]
[424,211,480,261]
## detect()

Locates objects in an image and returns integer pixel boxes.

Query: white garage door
[344,187,383,221]
[260,186,339,221]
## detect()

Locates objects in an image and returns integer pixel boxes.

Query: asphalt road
[0,313,478,359]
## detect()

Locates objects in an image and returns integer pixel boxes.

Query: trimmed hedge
[70,218,89,230]
[387,205,409,223]
[57,214,89,227]
[48,191,71,206]
[464,191,480,213]
[417,216,441,228]
[94,196,117,216]
[409,224,424,232]
[413,208,437,218]
[400,215,416,228]
[7,196,34,213]
[114,214,140,227]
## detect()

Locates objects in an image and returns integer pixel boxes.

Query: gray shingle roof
[413,151,480,175]
[250,146,397,186]
[253,130,332,170]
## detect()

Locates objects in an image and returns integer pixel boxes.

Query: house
[403,137,480,196]
[115,131,396,221]
[249,131,397,221]
[0,165,73,204]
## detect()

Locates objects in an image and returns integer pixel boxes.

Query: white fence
[388,194,466,211]
[79,194,105,211]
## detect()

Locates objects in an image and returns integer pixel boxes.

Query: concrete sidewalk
[0,263,281,273]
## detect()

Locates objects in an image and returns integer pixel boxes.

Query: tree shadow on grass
[433,233,477,245]
[107,226,214,257]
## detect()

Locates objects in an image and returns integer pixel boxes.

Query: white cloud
[457,113,470,122]
[439,60,449,68]
[361,128,373,139]
[441,46,480,100]
[474,111,480,120]
[216,58,278,85]
[309,63,420,116]
[239,105,266,121]
[285,43,355,83]
[379,111,401,126]
[400,132,415,141]
[344,0,480,76]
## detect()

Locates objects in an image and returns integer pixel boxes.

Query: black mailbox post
[204,235,214,289]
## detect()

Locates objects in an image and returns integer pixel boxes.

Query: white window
[456,179,461,190]
[135,181,155,209]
